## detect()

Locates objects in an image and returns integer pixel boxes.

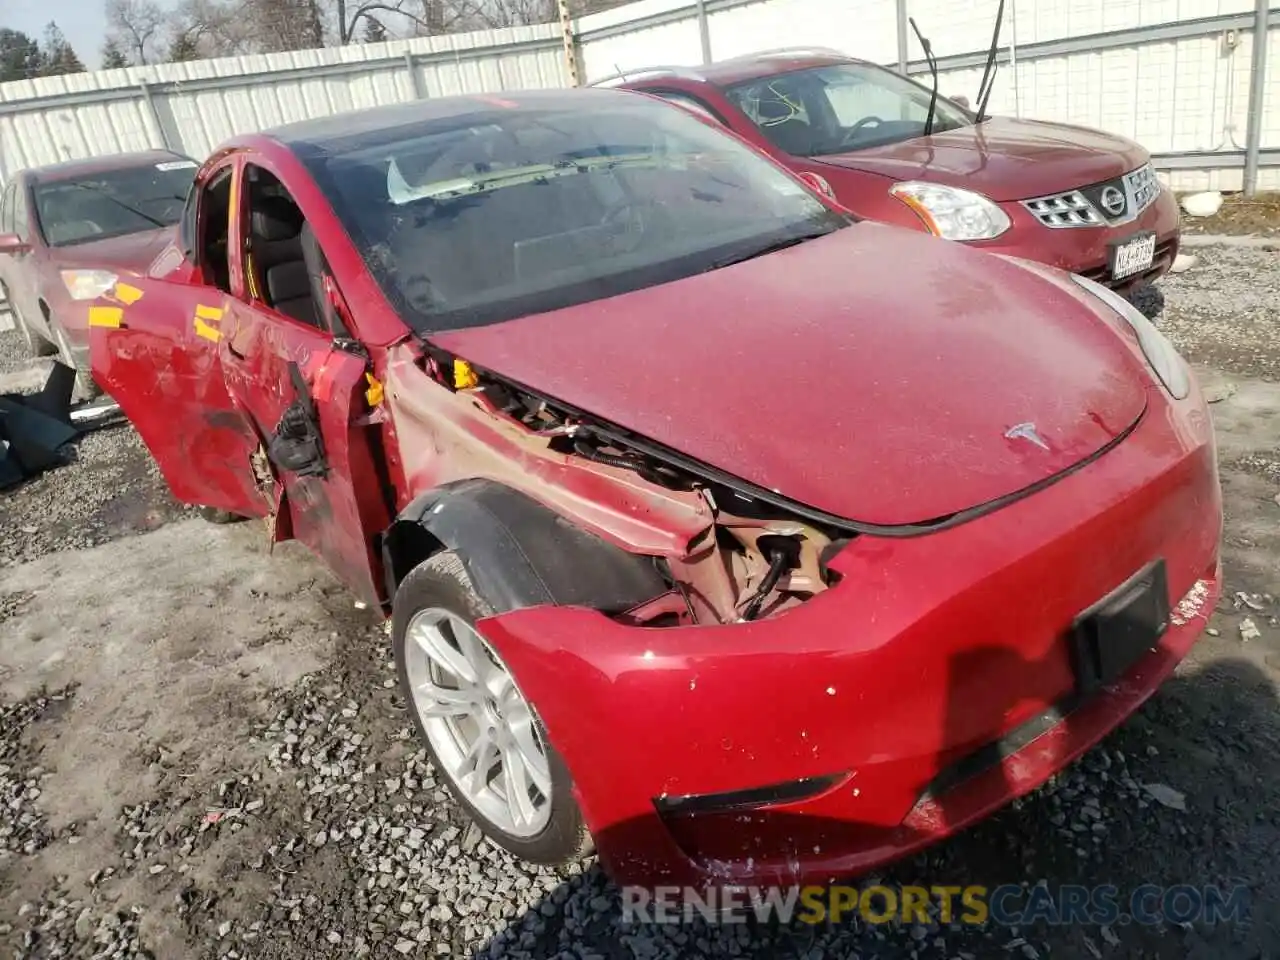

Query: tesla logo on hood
[1005,422,1049,451]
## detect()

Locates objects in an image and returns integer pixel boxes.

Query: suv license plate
[1110,232,1157,280]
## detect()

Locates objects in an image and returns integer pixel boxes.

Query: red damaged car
[0,150,199,396]
[89,89,1221,889]
[603,48,1180,309]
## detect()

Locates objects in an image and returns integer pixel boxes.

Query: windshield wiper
[975,0,1006,121]
[389,153,669,204]
[65,182,167,228]
[705,228,833,271]
[908,18,940,137]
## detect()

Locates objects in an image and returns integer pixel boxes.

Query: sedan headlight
[61,269,118,301]
[1071,274,1189,400]
[889,182,1012,241]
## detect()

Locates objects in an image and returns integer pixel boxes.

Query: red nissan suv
[604,49,1179,306]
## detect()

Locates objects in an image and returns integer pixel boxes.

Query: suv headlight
[61,269,119,300]
[1071,274,1189,399]
[889,182,1011,241]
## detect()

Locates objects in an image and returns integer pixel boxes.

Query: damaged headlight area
[467,364,850,627]
[1071,274,1190,400]
[61,269,119,301]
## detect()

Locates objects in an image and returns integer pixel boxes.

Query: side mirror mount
[951,94,971,110]
[0,233,30,255]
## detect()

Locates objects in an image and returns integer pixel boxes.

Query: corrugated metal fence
[0,0,1276,191]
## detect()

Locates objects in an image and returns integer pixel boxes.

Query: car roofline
[600,48,859,89]
[589,65,709,87]
[25,148,194,184]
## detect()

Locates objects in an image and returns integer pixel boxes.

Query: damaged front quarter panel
[380,342,842,626]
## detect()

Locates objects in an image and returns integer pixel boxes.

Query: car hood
[431,223,1148,528]
[816,117,1148,202]
[48,226,175,272]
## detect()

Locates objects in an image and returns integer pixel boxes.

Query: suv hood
[432,223,1147,528]
[816,117,1149,202]
[49,226,174,273]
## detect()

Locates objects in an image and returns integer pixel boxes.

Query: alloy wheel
[404,607,552,837]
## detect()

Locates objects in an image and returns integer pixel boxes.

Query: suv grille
[1022,164,1161,229]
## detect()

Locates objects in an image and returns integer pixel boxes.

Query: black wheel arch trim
[382,478,669,616]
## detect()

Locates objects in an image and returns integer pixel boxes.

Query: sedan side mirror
[0,233,30,255]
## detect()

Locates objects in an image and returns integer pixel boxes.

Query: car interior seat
[249,195,318,327]
[754,98,815,156]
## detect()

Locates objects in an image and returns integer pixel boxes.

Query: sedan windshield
[34,160,197,246]
[724,63,972,157]
[300,98,848,333]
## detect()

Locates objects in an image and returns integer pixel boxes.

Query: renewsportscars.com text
[621,883,1250,927]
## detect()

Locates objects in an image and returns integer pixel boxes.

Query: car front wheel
[3,290,56,359]
[392,550,591,866]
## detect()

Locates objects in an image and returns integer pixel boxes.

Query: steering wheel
[842,116,885,144]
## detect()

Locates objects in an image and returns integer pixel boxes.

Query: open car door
[215,162,392,607]
[88,160,269,520]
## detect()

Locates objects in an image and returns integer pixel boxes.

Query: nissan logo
[1099,186,1126,216]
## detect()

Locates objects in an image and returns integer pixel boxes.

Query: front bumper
[480,378,1221,889]
[980,187,1182,293]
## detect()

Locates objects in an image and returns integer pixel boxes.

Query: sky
[5,0,126,69]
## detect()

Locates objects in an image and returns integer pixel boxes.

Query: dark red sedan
[603,49,1180,302]
[89,89,1219,891]
[0,150,198,394]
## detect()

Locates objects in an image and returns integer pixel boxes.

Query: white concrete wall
[0,0,1275,190]
[0,25,567,178]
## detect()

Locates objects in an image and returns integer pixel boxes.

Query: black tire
[1127,282,1165,321]
[196,505,247,524]
[3,289,56,358]
[392,550,592,866]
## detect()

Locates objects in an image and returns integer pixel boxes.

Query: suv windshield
[725,63,972,157]
[300,98,848,333]
[34,159,197,246]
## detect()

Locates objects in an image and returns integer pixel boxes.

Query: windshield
[300,98,848,333]
[724,63,972,157]
[34,159,197,247]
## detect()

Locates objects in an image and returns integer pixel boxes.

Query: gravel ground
[3,248,1280,959]
[0,339,190,567]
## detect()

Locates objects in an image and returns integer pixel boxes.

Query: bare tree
[332,0,511,42]
[105,0,167,64]
[169,0,257,58]
[472,0,556,27]
[336,0,429,43]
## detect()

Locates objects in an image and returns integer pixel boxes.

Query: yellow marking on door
[364,372,384,408]
[195,303,224,321]
[88,305,124,328]
[113,282,144,304]
[194,317,222,341]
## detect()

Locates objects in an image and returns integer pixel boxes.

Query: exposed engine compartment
[421,348,848,628]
